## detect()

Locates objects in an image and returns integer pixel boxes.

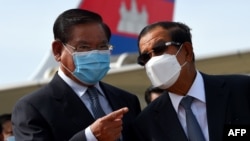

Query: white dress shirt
[169,71,209,141]
[58,68,113,141]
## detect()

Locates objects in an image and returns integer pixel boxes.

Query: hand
[90,107,129,141]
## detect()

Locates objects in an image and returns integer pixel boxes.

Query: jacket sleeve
[12,99,53,141]
[69,130,86,141]
[12,99,89,141]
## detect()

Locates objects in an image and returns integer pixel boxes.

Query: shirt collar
[58,68,104,97]
[169,71,206,112]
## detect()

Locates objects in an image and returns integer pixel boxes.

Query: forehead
[69,23,108,44]
[139,26,171,51]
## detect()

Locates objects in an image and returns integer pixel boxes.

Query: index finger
[103,107,129,121]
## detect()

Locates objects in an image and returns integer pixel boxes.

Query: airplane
[1,0,250,114]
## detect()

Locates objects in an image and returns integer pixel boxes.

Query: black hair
[138,21,192,48]
[137,21,195,62]
[53,8,111,43]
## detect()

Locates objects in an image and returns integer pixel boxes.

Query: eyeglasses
[63,43,113,52]
[137,41,181,66]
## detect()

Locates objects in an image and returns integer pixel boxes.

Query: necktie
[87,87,106,119]
[180,96,206,141]
[87,87,122,141]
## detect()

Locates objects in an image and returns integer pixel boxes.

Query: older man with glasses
[12,8,141,141]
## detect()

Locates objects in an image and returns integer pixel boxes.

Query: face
[2,121,13,140]
[139,26,184,65]
[139,26,195,94]
[53,23,109,85]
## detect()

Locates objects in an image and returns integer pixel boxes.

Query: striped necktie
[87,87,106,119]
[87,87,121,141]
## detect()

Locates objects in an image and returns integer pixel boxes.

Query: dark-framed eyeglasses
[137,41,181,66]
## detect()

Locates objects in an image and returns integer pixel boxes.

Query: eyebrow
[152,41,167,48]
[75,40,109,45]
[141,40,167,54]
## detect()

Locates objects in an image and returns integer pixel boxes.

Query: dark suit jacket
[12,73,141,141]
[133,72,250,141]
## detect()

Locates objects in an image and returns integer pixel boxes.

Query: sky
[0,0,250,85]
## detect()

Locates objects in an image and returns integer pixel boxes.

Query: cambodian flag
[79,0,175,55]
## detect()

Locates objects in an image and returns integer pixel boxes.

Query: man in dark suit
[12,9,141,141]
[134,21,250,141]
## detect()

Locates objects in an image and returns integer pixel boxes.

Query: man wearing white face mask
[133,21,250,141]
[12,9,141,141]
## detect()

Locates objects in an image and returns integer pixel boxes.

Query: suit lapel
[152,93,188,141]
[99,82,141,140]
[50,74,95,130]
[63,88,95,129]
[99,82,124,111]
[202,73,229,141]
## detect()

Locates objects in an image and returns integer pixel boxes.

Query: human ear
[183,42,194,62]
[52,40,63,62]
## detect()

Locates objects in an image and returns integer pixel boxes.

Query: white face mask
[145,46,186,89]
